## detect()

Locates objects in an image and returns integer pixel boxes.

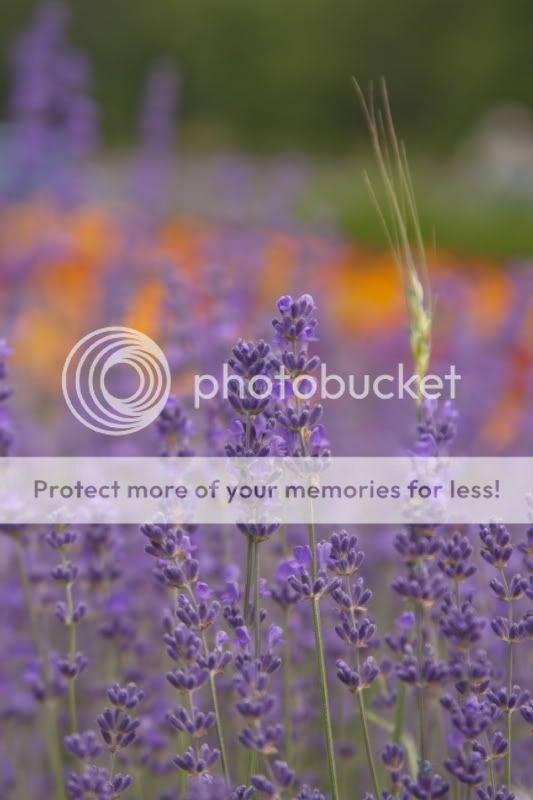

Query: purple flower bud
[174,743,220,779]
[64,729,102,760]
[106,682,144,710]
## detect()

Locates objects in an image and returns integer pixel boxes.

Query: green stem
[311,595,340,800]
[43,700,67,800]
[307,509,318,580]
[345,578,381,796]
[247,747,257,786]
[15,539,66,799]
[504,710,512,788]
[207,666,231,786]
[245,538,263,785]
[184,586,231,786]
[364,708,417,776]
[253,539,261,658]
[198,626,231,784]
[355,649,381,800]
[185,691,198,755]
[65,583,78,734]
[500,569,513,788]
[134,768,146,800]
[15,540,46,670]
[243,536,254,626]
[65,580,78,734]
[283,606,292,762]
[172,589,187,798]
[281,523,289,558]
[414,602,426,762]
[484,732,496,792]
[177,730,186,798]
[299,429,337,797]
[392,680,406,745]
[243,415,253,622]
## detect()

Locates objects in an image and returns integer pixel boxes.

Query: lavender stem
[346,578,381,798]
[15,539,67,800]
[283,606,293,761]
[253,538,261,657]
[392,680,406,745]
[310,594,340,800]
[500,569,513,788]
[355,654,381,800]
[184,585,231,785]
[484,731,496,791]
[206,663,231,786]
[414,600,426,763]
[65,577,79,734]
[244,536,254,626]
[305,471,338,796]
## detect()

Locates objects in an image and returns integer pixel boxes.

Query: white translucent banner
[0,457,531,525]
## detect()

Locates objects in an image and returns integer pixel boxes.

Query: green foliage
[2,0,533,152]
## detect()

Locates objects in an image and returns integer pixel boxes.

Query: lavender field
[0,4,532,800]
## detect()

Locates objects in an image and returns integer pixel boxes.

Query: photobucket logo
[194,362,461,408]
[62,327,171,435]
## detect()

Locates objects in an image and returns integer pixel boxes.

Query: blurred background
[3,0,533,256]
[0,1,531,457]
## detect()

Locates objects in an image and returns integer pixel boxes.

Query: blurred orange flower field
[1,201,530,451]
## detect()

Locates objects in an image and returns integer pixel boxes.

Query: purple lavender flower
[288,564,339,601]
[272,294,318,346]
[168,706,216,738]
[437,532,477,583]
[477,788,515,800]
[445,748,485,786]
[472,731,508,763]
[294,786,326,800]
[97,689,142,753]
[231,787,256,800]
[397,646,449,688]
[251,760,295,797]
[46,526,86,734]
[403,765,449,799]
[414,400,458,456]
[64,730,102,760]
[336,656,378,693]
[479,524,513,569]
[327,531,365,576]
[141,509,231,786]
[0,341,13,455]
[520,699,533,730]
[441,694,494,740]
[174,743,220,779]
[141,523,191,561]
[133,63,178,226]
[106,682,144,710]
[487,685,529,714]
[518,526,533,572]
[66,765,132,799]
[8,1,98,203]
[439,593,485,649]
[1,235,532,800]
[382,743,405,791]
[233,646,283,757]
[156,396,194,456]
